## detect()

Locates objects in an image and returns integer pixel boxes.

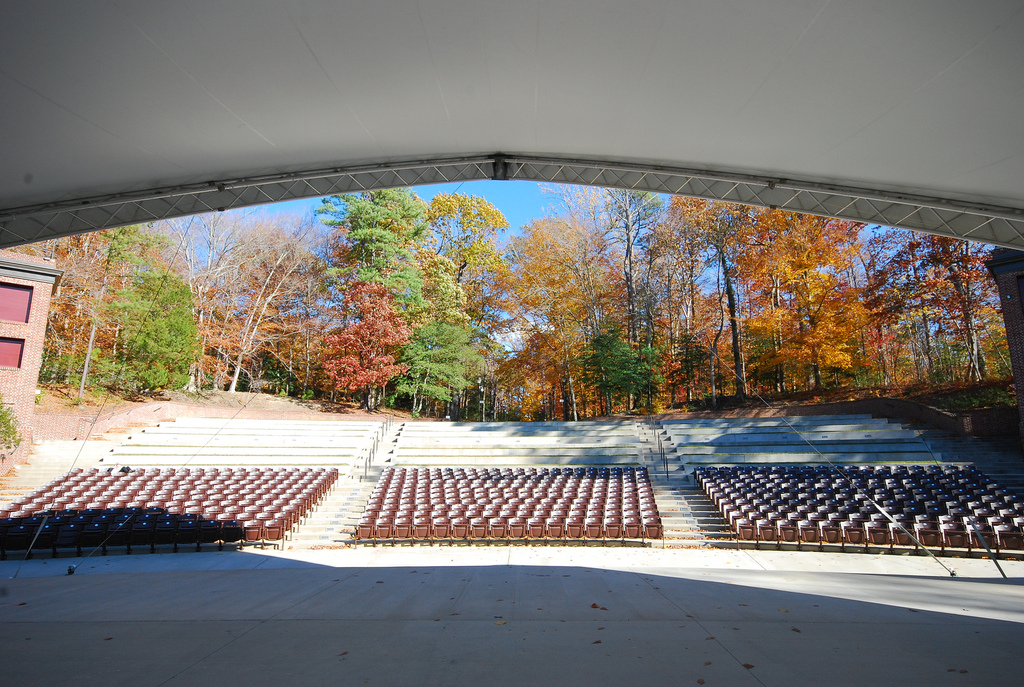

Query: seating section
[696,464,1024,554]
[667,415,936,464]
[356,466,662,543]
[0,467,337,558]
[108,418,383,466]
[393,421,641,466]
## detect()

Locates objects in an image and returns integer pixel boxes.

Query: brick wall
[986,251,1024,450]
[0,250,58,473]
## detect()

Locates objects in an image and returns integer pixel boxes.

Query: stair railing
[643,412,668,481]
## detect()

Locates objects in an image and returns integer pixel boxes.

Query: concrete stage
[2,546,1023,686]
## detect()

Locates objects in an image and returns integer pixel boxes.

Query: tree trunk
[567,366,579,421]
[719,251,746,399]
[78,321,98,401]
[228,352,244,392]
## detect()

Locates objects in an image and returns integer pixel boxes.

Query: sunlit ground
[3,546,1022,686]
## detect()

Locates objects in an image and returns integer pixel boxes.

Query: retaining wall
[663,398,1019,438]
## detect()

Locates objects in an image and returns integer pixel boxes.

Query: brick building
[0,249,62,469]
[986,250,1024,448]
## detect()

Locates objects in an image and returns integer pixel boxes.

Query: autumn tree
[691,202,750,399]
[864,229,1003,385]
[652,197,713,403]
[920,236,995,382]
[323,281,411,411]
[605,190,662,347]
[164,212,316,393]
[740,211,867,390]
[425,192,510,335]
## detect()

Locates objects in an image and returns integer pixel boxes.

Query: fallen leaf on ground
[791,627,801,633]
[591,603,601,608]
[592,640,602,644]
[339,652,348,656]
[705,636,715,641]
[494,621,507,625]
[743,663,755,670]
[697,679,705,685]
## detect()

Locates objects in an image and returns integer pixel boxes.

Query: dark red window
[0,338,24,368]
[0,283,33,323]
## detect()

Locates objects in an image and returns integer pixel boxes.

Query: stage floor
[3,546,1023,686]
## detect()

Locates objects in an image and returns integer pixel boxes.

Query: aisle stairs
[290,420,401,548]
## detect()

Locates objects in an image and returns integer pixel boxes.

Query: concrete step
[663,415,880,427]
[669,429,920,443]
[678,451,938,464]
[673,441,934,454]
[122,436,374,448]
[398,436,640,446]
[140,427,378,437]
[289,479,376,548]
[392,455,642,466]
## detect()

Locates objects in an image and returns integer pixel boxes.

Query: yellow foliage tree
[740,210,866,390]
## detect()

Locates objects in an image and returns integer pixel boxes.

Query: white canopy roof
[2,1,1023,247]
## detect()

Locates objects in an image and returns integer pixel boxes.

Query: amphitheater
[3,412,1024,685]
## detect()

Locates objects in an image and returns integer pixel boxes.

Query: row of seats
[696,465,1024,554]
[0,509,262,558]
[356,466,662,543]
[0,467,338,555]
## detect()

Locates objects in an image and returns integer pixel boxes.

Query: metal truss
[3,153,1024,248]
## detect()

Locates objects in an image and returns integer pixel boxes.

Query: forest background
[10,184,1011,421]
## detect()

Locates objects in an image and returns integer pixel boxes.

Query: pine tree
[395,321,483,416]
[318,189,428,316]
[107,269,200,391]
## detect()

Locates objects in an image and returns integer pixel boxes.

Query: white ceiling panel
[1,0,1023,246]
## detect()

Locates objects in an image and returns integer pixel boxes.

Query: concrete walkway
[2,547,1023,686]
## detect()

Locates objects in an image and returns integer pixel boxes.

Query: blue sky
[267,180,557,242]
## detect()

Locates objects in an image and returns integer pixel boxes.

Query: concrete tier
[392,420,642,467]
[389,455,641,466]
[661,415,874,425]
[668,429,919,444]
[120,436,372,448]
[682,452,938,465]
[104,418,384,467]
